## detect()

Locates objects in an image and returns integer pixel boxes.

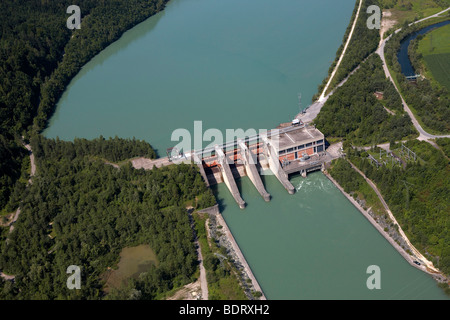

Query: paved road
[376,7,450,141]
[300,6,450,141]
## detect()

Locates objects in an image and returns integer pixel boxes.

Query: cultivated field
[418,24,450,90]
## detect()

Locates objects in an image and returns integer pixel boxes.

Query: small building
[268,126,325,162]
[374,91,384,100]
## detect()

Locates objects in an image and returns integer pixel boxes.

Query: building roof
[268,126,324,151]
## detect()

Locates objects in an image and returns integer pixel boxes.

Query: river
[44,0,448,299]
[397,20,450,77]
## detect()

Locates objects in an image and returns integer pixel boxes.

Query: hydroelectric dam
[165,122,342,209]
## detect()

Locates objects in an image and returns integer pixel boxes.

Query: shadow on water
[258,165,269,190]
[209,183,227,212]
[152,146,161,159]
[288,171,302,181]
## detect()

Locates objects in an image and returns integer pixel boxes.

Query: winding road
[376,7,450,141]
[301,6,450,143]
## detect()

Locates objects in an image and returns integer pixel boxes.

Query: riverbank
[323,170,446,283]
[198,205,267,300]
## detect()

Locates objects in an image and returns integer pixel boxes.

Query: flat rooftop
[269,126,324,151]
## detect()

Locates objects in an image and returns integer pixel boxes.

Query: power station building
[168,123,328,208]
[269,125,325,162]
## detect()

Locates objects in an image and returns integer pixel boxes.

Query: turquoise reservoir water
[44,0,448,299]
[215,173,447,299]
[45,0,354,155]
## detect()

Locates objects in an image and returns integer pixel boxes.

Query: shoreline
[198,205,267,300]
[215,213,267,300]
[323,170,446,282]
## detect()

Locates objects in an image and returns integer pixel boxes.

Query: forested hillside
[0,0,169,212]
[344,140,450,280]
[0,136,216,299]
[314,55,416,145]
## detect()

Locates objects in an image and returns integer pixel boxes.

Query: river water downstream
[45,0,448,299]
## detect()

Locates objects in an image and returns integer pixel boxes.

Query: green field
[418,24,450,90]
[418,24,450,55]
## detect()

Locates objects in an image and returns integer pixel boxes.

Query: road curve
[376,7,450,141]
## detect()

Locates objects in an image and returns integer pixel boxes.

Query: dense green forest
[4,135,158,211]
[384,18,450,133]
[314,55,417,145]
[328,158,387,216]
[33,136,157,163]
[0,137,216,299]
[436,138,450,158]
[0,0,169,213]
[314,0,381,100]
[342,140,450,279]
[0,138,28,211]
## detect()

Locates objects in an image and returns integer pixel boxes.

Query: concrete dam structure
[170,123,329,209]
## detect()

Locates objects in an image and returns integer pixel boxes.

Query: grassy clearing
[416,24,450,90]
[423,53,450,89]
[417,23,450,54]
[102,245,159,293]
[380,0,450,28]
